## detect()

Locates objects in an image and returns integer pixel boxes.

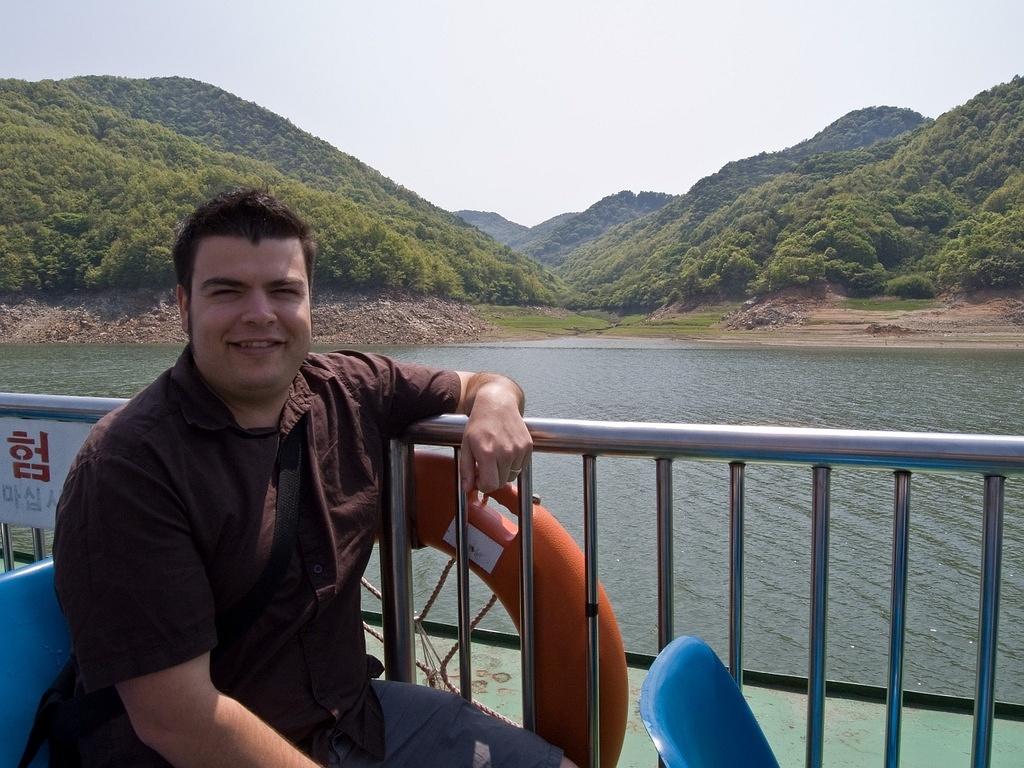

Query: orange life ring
[411,451,628,768]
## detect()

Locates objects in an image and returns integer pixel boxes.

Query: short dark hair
[172,189,317,295]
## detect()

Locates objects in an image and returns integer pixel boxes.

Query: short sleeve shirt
[53,348,461,766]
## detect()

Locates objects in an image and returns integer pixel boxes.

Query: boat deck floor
[6,616,1018,766]
[365,629,1024,767]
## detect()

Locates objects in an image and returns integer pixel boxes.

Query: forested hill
[61,76,429,214]
[458,190,672,265]
[0,77,558,303]
[519,191,673,266]
[508,211,579,250]
[455,210,579,250]
[7,75,1021,311]
[560,106,932,307]
[454,210,531,248]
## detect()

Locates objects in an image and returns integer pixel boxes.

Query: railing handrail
[0,392,125,422]
[4,393,1024,474]
[405,414,1024,474]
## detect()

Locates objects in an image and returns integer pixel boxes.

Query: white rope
[361,560,518,726]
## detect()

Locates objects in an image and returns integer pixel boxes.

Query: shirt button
[312,563,324,575]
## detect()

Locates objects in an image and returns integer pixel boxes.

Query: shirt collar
[169,346,313,435]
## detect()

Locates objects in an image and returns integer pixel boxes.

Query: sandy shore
[638,290,1024,349]
[2,289,1023,349]
[699,290,1024,349]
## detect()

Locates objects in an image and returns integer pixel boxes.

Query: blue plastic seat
[0,559,70,768]
[640,635,780,768]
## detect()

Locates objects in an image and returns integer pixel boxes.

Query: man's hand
[455,371,532,493]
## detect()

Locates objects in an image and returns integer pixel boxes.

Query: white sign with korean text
[1,418,93,529]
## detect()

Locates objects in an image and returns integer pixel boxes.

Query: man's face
[177,235,312,425]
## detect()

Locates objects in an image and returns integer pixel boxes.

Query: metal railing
[387,414,1024,768]
[2,394,1022,768]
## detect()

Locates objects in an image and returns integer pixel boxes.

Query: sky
[2,0,1023,226]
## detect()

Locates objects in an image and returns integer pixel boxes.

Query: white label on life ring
[442,519,504,574]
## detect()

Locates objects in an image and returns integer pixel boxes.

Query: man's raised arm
[455,371,532,494]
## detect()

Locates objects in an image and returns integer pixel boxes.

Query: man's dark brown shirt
[53,348,460,766]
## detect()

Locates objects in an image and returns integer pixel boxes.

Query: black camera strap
[213,416,305,660]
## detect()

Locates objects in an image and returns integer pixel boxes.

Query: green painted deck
[365,626,1024,767]
[1,615,1020,765]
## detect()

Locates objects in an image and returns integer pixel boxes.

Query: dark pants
[329,680,563,768]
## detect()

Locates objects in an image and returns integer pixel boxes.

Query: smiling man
[180,234,313,429]
[53,190,573,767]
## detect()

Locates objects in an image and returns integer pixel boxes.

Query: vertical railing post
[518,459,537,731]
[655,458,673,768]
[453,448,473,700]
[583,455,600,768]
[656,458,674,651]
[381,440,415,682]
[972,475,1004,768]
[32,528,45,562]
[806,465,831,768]
[885,470,911,768]
[729,461,745,688]
[2,523,14,571]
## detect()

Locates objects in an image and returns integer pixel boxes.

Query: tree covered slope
[453,210,531,248]
[520,191,672,266]
[560,106,932,307]
[457,190,671,265]
[0,77,560,303]
[5,74,1021,311]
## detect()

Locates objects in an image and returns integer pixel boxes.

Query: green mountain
[520,191,673,266]
[672,79,1024,306]
[458,190,672,266]
[454,210,531,248]
[560,106,932,307]
[6,75,1020,311]
[0,76,559,304]
[455,209,581,251]
[510,212,579,251]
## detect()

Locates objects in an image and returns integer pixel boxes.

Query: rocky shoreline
[0,290,501,345]
[3,289,1024,348]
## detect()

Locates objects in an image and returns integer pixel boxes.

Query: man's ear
[176,285,189,336]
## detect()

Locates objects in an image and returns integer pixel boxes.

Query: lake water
[2,340,1022,702]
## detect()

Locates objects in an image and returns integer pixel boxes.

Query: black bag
[17,659,127,768]
[18,418,305,767]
